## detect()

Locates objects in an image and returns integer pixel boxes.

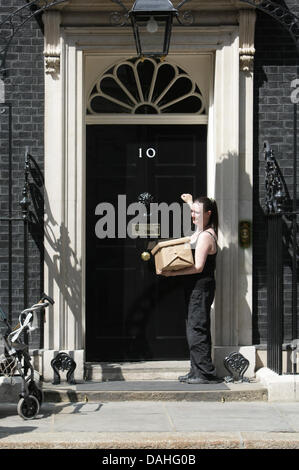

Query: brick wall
[0,0,44,349]
[253,3,299,344]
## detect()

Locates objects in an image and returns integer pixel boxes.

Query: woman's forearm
[171,265,201,276]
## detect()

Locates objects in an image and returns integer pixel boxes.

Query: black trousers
[184,277,218,380]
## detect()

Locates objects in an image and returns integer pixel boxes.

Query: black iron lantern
[129,0,178,58]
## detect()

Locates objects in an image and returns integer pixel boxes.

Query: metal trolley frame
[0,294,54,419]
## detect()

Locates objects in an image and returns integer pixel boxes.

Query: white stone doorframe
[41,10,256,381]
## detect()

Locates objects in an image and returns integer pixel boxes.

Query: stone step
[42,380,268,403]
[85,361,198,381]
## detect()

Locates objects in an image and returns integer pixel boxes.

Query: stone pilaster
[239,9,256,73]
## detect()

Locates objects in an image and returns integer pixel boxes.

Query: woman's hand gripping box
[151,237,194,274]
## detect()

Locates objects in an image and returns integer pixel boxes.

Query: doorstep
[84,360,192,381]
[41,380,268,403]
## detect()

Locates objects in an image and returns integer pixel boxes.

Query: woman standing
[158,194,222,384]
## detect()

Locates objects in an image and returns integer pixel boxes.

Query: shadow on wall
[43,201,82,350]
[219,140,299,348]
[213,151,252,347]
[25,154,45,347]
[20,153,82,350]
[30,177,82,349]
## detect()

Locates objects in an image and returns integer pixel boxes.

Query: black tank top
[189,230,217,281]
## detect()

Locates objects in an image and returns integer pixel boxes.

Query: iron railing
[264,140,299,374]
[266,215,283,374]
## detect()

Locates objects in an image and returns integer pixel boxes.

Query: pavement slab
[1,401,299,449]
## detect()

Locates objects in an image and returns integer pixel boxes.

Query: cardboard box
[151,237,194,273]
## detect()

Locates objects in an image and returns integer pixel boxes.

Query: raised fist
[181,193,193,207]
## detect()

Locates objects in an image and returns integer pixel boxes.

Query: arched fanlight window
[87,57,206,115]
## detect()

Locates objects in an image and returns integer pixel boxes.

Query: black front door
[86,124,207,361]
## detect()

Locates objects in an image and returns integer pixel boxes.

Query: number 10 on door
[138,148,156,159]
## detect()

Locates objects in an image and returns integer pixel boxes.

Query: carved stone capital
[239,9,256,73]
[43,11,61,77]
[239,48,255,73]
[44,53,60,75]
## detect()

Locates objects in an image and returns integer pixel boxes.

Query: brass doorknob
[141,251,151,261]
